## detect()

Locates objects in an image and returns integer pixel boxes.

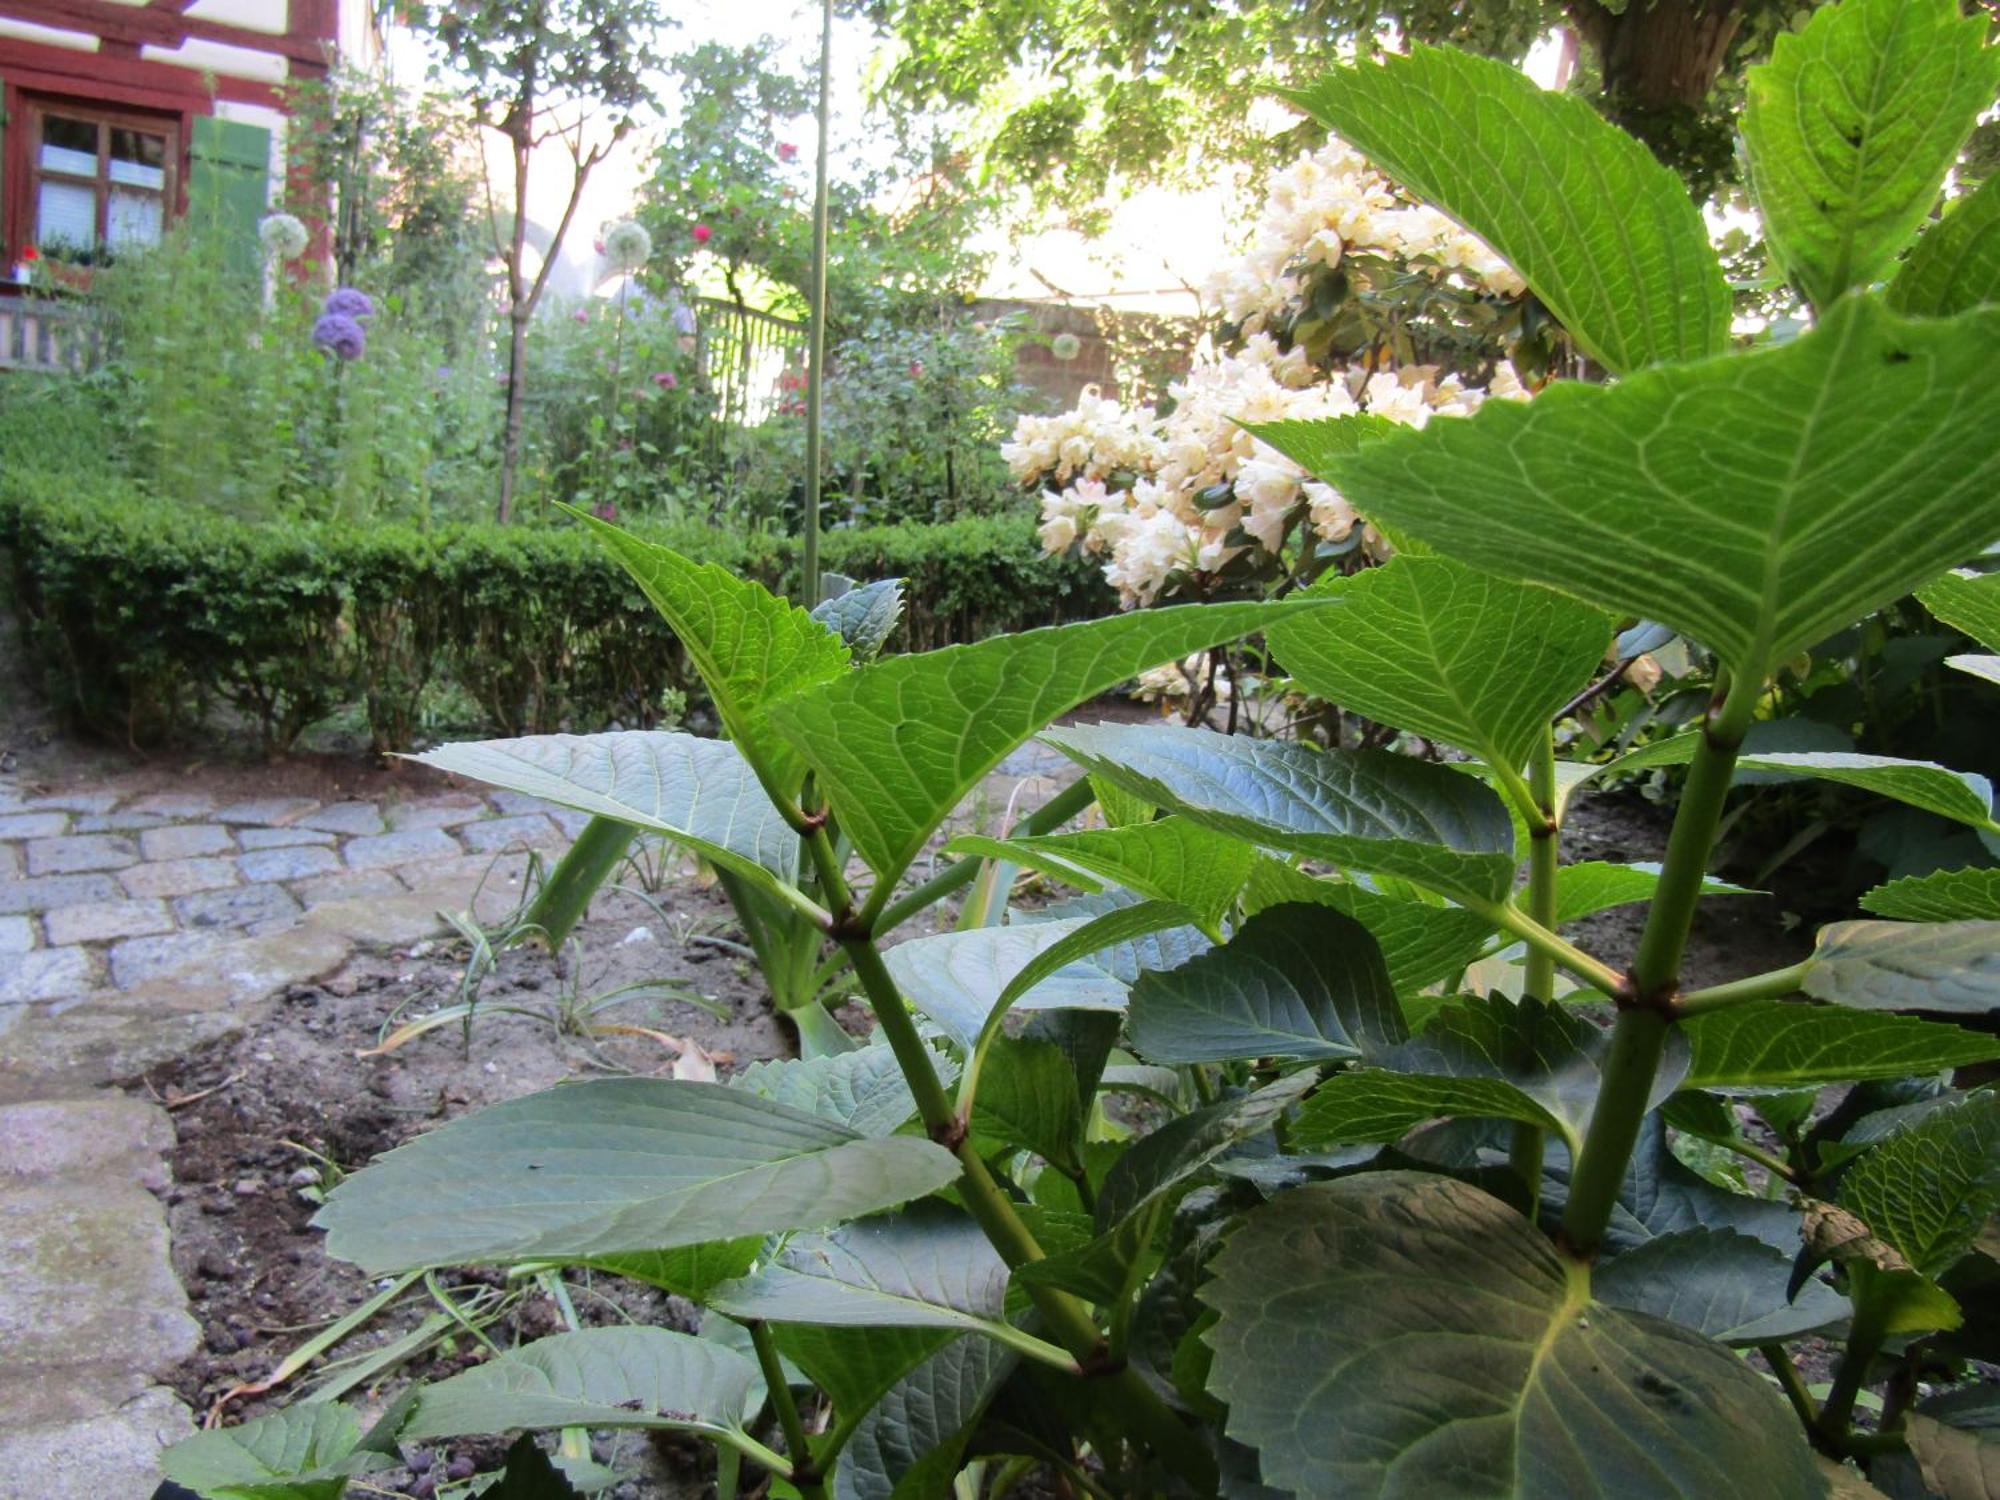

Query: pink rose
[652,370,678,390]
[692,223,712,244]
[572,307,589,324]
[778,142,798,162]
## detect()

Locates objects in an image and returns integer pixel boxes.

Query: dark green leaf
[1742,0,2000,309]
[579,1239,761,1301]
[1263,554,1608,775]
[1592,1227,1848,1345]
[1201,1173,1819,1498]
[1281,47,1730,373]
[1095,1072,1317,1231]
[1861,868,2000,922]
[769,599,1326,880]
[1681,1000,2000,1087]
[834,1335,1014,1500]
[484,1435,585,1500]
[1555,861,1755,926]
[1921,569,2000,653]
[1241,857,1495,993]
[1292,1070,1566,1149]
[812,577,905,660]
[730,1045,949,1138]
[974,1037,1083,1167]
[1040,722,1517,906]
[1805,920,2000,1014]
[159,1404,383,1500]
[1128,904,1406,1066]
[1907,1383,2000,1500]
[1322,295,2000,683]
[315,1080,961,1273]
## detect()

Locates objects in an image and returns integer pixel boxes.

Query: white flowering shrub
[1005,140,1538,610]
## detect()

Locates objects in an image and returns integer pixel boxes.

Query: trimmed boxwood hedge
[0,475,1113,753]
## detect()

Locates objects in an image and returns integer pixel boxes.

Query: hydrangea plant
[164,0,2000,1494]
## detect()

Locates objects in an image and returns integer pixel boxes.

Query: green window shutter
[188,114,270,278]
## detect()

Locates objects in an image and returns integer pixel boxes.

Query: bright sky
[382,8,1571,315]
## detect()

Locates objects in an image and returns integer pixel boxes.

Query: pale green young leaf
[706,1205,1013,1335]
[1291,1070,1566,1149]
[1095,1071,1317,1230]
[1591,1228,1849,1346]
[1280,47,1730,373]
[580,1240,762,1301]
[948,814,1254,928]
[1838,1092,2000,1276]
[1090,772,1156,828]
[408,731,800,894]
[401,1327,759,1441]
[161,1404,383,1500]
[1890,172,2000,317]
[1861,867,2000,922]
[1741,0,2000,310]
[1265,555,1609,779]
[1324,295,2000,682]
[1240,857,1496,993]
[1681,999,2000,1087]
[811,576,905,660]
[1201,1174,1819,1499]
[314,1079,961,1273]
[1127,904,1406,1065]
[580,516,850,797]
[1920,569,2000,653]
[730,1044,954,1138]
[1804,920,2000,1013]
[1039,722,1517,906]
[1555,861,1756,926]
[768,598,1325,881]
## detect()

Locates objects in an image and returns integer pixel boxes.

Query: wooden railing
[0,298,100,374]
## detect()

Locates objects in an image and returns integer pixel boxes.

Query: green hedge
[0,475,1113,752]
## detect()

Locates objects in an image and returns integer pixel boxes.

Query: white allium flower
[1050,331,1083,361]
[258,212,308,261]
[603,218,653,272]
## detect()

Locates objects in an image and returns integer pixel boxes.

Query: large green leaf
[314,1080,961,1273]
[160,1404,387,1500]
[1606,741,1999,832]
[401,1327,758,1442]
[1241,857,1495,993]
[1126,904,1406,1065]
[580,1239,762,1301]
[1891,173,2000,318]
[773,1322,953,1427]
[768,599,1323,880]
[1838,1092,2000,1276]
[706,1205,1018,1340]
[1741,0,2000,310]
[835,1335,1014,1500]
[1040,722,1517,906]
[581,518,850,795]
[1921,569,2000,653]
[1592,1227,1848,1346]
[974,1036,1087,1167]
[1095,1071,1317,1230]
[1681,1000,2000,1088]
[1804,920,2000,1014]
[1280,47,1729,373]
[946,815,1253,929]
[881,908,1207,1054]
[1263,555,1608,777]
[729,1044,951,1138]
[1201,1173,1820,1499]
[1861,867,2000,922]
[1321,295,2000,682]
[1907,1384,2000,1500]
[408,731,799,892]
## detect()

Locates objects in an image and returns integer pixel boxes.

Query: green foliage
[165,8,2000,1498]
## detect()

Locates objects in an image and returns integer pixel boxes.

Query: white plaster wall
[185,0,288,34]
[140,37,289,84]
[0,17,99,51]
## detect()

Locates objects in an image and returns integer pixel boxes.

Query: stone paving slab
[25,832,139,875]
[44,898,174,947]
[139,823,236,861]
[119,856,241,899]
[345,826,462,869]
[0,811,71,839]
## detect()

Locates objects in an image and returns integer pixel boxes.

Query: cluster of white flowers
[1004,140,1534,608]
[1206,141,1526,335]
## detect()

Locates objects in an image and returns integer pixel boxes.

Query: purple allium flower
[312,312,366,361]
[323,286,374,322]
[651,370,678,390]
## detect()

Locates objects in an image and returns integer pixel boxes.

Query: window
[29,101,178,262]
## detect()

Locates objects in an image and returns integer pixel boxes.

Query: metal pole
[801,0,833,607]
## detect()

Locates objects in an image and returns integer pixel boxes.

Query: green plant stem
[1759,1343,1819,1435]
[1512,729,1561,1212]
[522,815,633,946]
[799,0,833,607]
[1817,1289,1891,1451]
[1481,902,1625,997]
[1560,672,1758,1257]
[748,1320,824,1497]
[808,833,1215,1490]
[1675,961,1810,1015]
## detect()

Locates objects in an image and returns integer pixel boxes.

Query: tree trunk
[1566,0,1748,190]
[497,123,533,526]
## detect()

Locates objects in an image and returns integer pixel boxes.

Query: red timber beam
[0,0,332,68]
